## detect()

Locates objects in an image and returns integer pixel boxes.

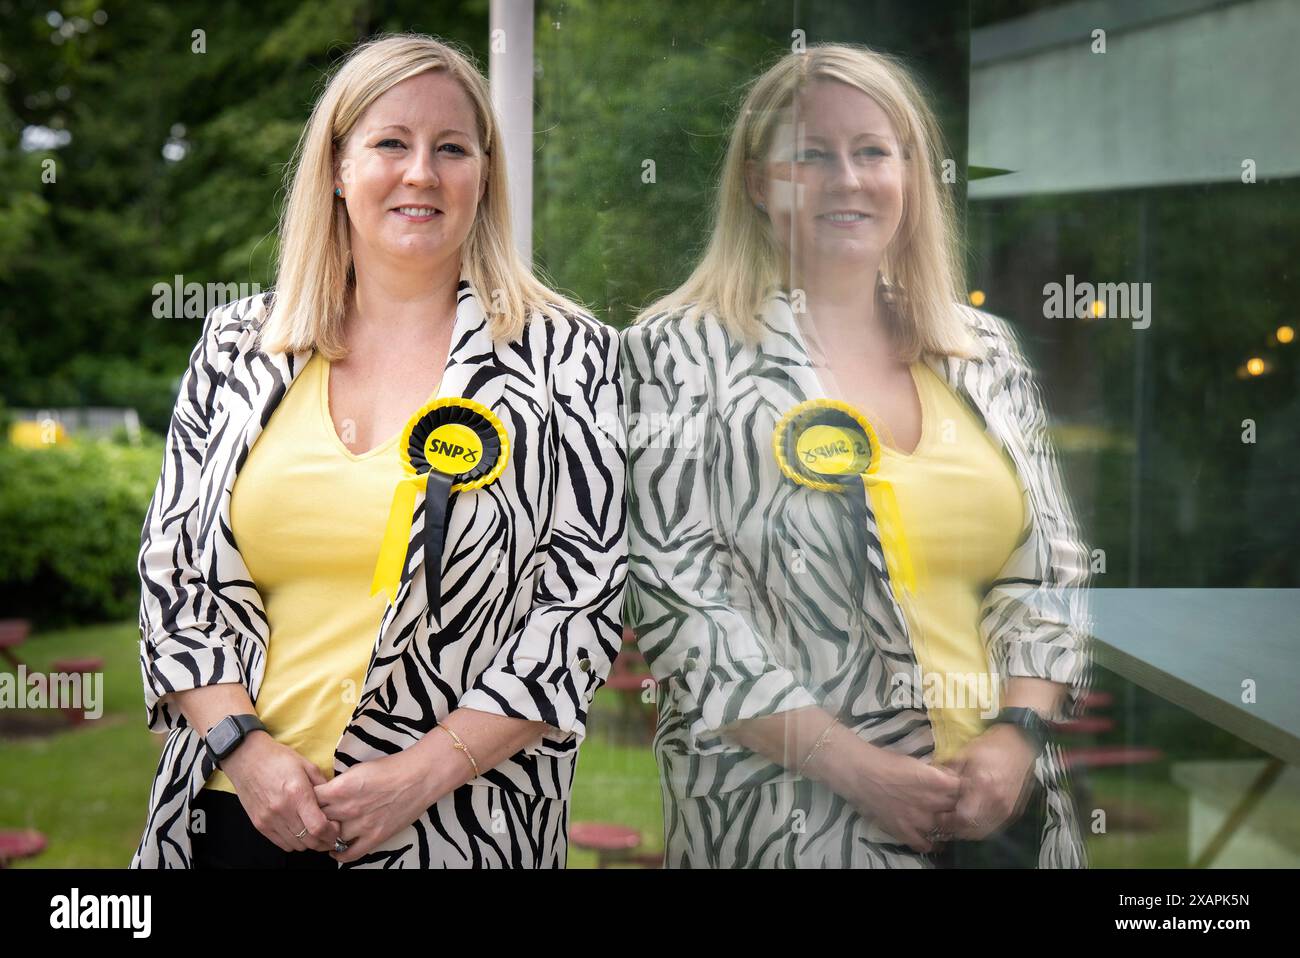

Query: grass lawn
[0,621,163,867]
[0,619,663,868]
[5,620,1281,869]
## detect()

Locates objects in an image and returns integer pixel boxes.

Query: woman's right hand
[221,733,342,853]
[851,748,962,854]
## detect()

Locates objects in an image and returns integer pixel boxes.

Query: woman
[132,34,626,868]
[623,44,1092,868]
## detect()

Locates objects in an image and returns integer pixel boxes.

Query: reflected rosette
[772,398,916,595]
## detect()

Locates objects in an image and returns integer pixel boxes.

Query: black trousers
[931,777,1047,869]
[190,788,338,870]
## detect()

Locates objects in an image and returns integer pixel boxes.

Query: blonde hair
[260,33,582,357]
[638,43,979,361]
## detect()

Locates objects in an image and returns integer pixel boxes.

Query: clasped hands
[221,733,446,865]
[860,722,1040,854]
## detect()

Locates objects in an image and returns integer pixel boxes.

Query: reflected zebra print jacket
[132,279,626,868]
[623,294,1093,867]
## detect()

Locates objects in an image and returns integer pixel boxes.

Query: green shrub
[0,435,163,627]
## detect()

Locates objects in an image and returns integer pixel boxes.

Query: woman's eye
[440,143,467,155]
[796,149,824,162]
[376,139,405,149]
[860,146,887,157]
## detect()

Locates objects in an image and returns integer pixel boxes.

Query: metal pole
[489,0,535,267]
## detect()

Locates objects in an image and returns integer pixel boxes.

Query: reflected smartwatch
[989,707,1051,756]
[205,714,267,766]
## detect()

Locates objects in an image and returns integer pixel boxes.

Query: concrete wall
[969,0,1300,198]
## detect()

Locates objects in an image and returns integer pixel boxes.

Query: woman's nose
[402,145,440,188]
[825,152,862,193]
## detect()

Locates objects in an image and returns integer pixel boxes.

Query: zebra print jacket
[622,293,1093,867]
[132,279,626,867]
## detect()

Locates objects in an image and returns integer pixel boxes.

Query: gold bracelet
[797,717,839,777]
[437,723,480,778]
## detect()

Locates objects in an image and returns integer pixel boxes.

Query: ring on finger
[295,826,308,839]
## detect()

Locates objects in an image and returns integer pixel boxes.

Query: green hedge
[0,435,163,628]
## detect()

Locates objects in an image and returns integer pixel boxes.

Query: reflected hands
[934,723,1039,841]
[853,750,963,854]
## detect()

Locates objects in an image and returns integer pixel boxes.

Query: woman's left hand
[314,750,436,864]
[934,724,1039,841]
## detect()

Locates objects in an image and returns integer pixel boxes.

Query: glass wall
[537,0,1300,868]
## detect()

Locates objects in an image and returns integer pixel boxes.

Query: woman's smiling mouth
[391,205,442,221]
[816,210,872,227]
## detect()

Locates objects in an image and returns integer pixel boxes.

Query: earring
[334,187,343,198]
[756,201,767,213]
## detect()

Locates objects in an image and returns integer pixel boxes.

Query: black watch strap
[205,713,267,766]
[992,707,1050,756]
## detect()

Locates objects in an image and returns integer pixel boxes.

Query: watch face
[206,718,240,760]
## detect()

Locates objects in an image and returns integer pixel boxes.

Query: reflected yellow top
[206,352,422,793]
[871,362,1026,764]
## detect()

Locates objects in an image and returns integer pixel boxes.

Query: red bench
[603,629,657,740]
[0,830,47,868]
[0,624,103,726]
[1053,716,1117,736]
[50,657,105,724]
[1061,746,1164,770]
[1078,690,1115,710]
[569,822,660,868]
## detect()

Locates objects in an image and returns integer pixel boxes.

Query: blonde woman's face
[336,70,486,270]
[754,79,905,274]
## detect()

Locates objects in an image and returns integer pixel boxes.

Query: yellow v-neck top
[870,361,1026,764]
[206,351,428,793]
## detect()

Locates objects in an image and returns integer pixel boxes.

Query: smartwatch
[205,714,267,766]
[990,707,1050,757]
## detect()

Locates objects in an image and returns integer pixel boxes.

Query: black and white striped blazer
[132,278,626,868]
[622,293,1093,867]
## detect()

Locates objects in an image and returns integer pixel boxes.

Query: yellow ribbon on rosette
[370,396,509,616]
[772,398,917,595]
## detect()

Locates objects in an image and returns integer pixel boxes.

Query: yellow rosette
[370,397,509,615]
[772,399,917,595]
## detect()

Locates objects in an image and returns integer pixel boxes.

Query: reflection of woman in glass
[132,35,626,868]
[623,45,1091,867]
